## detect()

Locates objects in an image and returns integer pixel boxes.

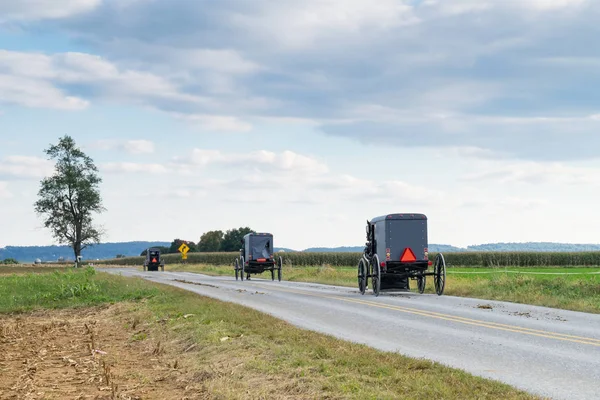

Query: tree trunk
[73,242,82,268]
[75,221,82,268]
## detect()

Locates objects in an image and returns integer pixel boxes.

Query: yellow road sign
[178,243,190,254]
[182,253,188,260]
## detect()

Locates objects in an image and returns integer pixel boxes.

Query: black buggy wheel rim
[235,259,239,280]
[278,257,282,281]
[434,254,446,295]
[371,255,381,297]
[358,259,367,295]
[417,276,426,294]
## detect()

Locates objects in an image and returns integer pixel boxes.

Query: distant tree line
[140,227,254,256]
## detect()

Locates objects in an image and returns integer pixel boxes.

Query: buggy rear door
[387,218,427,261]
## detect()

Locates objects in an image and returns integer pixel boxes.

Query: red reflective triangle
[152,258,157,263]
[400,248,417,263]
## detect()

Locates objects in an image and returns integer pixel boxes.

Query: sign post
[178,243,190,262]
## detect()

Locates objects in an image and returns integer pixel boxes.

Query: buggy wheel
[239,257,245,281]
[235,259,239,281]
[143,264,146,271]
[278,257,282,281]
[357,258,367,295]
[371,255,381,297]
[417,275,426,294]
[271,268,275,281]
[434,253,446,296]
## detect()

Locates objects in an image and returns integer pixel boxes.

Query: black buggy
[143,247,165,271]
[358,214,446,297]
[235,233,282,281]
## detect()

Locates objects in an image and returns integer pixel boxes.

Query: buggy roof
[243,232,273,239]
[148,247,161,251]
[370,213,427,224]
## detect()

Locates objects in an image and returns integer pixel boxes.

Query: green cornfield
[96,251,600,268]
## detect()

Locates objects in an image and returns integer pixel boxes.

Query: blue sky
[1,0,600,250]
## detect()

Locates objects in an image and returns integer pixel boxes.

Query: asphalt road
[100,268,600,400]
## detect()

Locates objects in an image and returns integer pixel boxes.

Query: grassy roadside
[0,265,70,275]
[165,263,600,314]
[0,266,159,313]
[0,268,539,399]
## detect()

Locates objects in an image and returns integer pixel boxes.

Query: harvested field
[0,304,204,400]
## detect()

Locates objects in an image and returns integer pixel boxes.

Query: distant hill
[0,242,170,262]
[4,241,600,263]
[303,242,600,253]
[274,248,297,253]
[465,242,600,252]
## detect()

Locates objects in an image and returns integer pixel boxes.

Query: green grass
[0,265,70,275]
[167,263,600,314]
[0,267,539,399]
[0,266,160,313]
[447,269,600,313]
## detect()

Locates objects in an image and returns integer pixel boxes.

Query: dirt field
[0,304,206,400]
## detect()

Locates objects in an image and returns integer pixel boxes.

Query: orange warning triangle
[152,258,157,263]
[400,248,417,263]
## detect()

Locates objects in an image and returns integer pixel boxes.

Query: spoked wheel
[277,256,282,281]
[235,259,239,280]
[434,253,446,296]
[239,257,245,281]
[417,275,426,294]
[371,255,381,297]
[358,258,367,295]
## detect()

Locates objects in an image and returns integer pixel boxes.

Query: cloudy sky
[1,0,600,250]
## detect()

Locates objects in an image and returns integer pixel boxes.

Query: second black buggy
[235,232,282,281]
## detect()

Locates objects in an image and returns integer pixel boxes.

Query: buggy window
[149,251,159,258]
[251,236,272,259]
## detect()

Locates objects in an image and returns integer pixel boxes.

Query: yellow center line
[244,282,600,347]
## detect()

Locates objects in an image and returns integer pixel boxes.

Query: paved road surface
[100,268,600,400]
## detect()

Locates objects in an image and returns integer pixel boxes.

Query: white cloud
[92,139,155,154]
[0,181,12,198]
[101,162,168,174]
[304,174,444,205]
[157,48,262,75]
[0,156,54,179]
[0,50,205,110]
[180,148,329,175]
[0,74,89,110]
[231,0,419,48]
[122,140,155,155]
[424,0,587,13]
[518,0,588,11]
[0,0,101,21]
[462,162,600,186]
[173,113,253,132]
